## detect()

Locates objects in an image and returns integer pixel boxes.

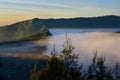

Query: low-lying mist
[0,29,120,67]
[40,32,120,67]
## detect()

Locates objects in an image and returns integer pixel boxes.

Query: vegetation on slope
[30,35,120,80]
[0,57,3,80]
[0,25,52,43]
[115,31,120,33]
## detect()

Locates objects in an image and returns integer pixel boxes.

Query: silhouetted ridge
[1,15,120,28]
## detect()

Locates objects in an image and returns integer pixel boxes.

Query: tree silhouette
[87,51,114,80]
[30,35,84,80]
[0,57,3,80]
[113,63,120,80]
[30,35,120,80]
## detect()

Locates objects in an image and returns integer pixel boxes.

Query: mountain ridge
[0,24,52,43]
[0,15,120,43]
[1,15,120,29]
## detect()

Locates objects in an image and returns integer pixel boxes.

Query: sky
[0,0,120,26]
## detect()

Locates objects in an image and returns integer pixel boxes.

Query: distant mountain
[1,15,120,29]
[38,15,120,28]
[0,15,120,43]
[115,31,120,33]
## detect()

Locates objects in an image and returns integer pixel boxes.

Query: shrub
[87,51,113,80]
[0,57,2,80]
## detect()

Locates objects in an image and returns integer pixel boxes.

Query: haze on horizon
[0,0,120,26]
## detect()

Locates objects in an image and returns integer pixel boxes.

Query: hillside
[0,23,52,43]
[40,15,120,28]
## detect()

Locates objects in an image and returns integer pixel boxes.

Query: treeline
[0,57,2,80]
[30,36,120,80]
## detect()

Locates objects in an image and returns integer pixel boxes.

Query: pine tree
[113,63,120,80]
[30,35,84,80]
[87,51,114,80]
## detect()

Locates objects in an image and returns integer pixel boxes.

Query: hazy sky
[0,0,120,26]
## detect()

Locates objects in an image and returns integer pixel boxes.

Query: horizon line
[0,14,120,27]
